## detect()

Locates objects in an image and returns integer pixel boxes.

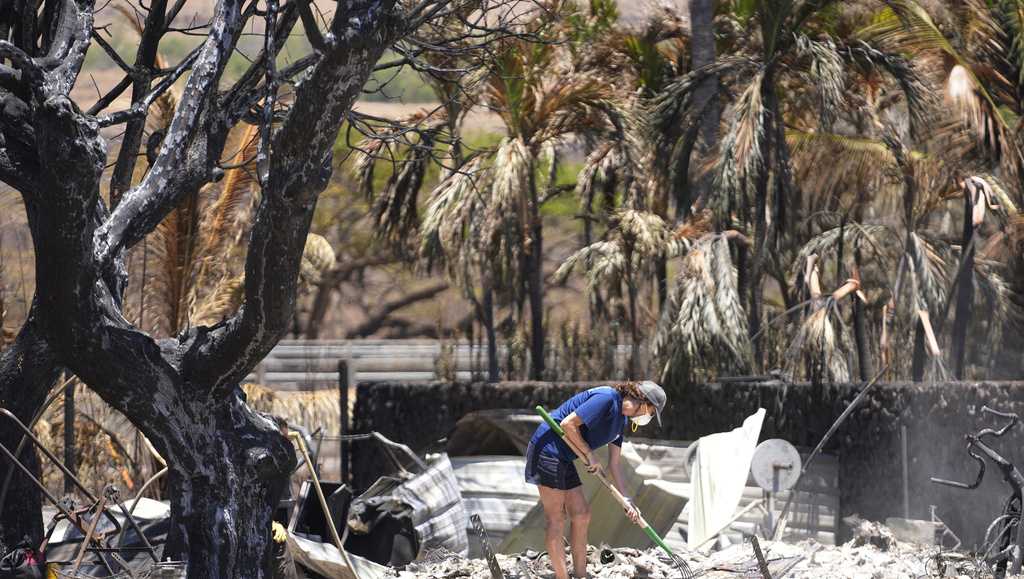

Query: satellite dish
[751,439,801,492]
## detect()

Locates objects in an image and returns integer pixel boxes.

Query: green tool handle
[534,405,678,559]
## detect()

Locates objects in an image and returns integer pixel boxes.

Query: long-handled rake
[534,406,696,579]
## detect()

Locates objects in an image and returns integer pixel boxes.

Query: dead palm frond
[299,233,336,289]
[420,157,486,266]
[242,383,341,435]
[204,124,261,251]
[712,70,766,217]
[908,231,950,314]
[791,223,899,279]
[191,275,244,327]
[783,265,861,383]
[654,234,752,382]
[147,188,202,335]
[371,135,433,246]
[794,34,846,127]
[865,1,1024,182]
[555,209,673,289]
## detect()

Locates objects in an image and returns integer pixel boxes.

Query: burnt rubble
[391,538,985,579]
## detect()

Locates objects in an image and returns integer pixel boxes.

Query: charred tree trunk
[0,307,62,549]
[1,0,399,575]
[156,389,294,576]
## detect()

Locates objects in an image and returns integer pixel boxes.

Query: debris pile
[389,537,980,578]
[845,515,899,551]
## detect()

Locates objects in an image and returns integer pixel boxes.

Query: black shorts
[524,440,582,490]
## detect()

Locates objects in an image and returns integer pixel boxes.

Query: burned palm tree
[653,230,753,383]
[556,209,683,377]
[783,256,864,383]
[648,1,932,372]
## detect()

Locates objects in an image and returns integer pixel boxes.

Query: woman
[524,380,667,579]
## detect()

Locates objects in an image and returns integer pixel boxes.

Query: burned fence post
[338,359,355,484]
[63,377,76,494]
[751,535,773,579]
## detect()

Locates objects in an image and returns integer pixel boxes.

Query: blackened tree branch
[94,0,244,264]
[190,0,400,393]
[107,0,168,208]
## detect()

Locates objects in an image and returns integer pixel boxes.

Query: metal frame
[0,406,158,575]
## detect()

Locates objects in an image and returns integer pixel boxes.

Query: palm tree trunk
[527,158,545,380]
[482,273,499,382]
[625,247,640,379]
[912,321,926,381]
[688,0,719,213]
[951,190,976,379]
[304,281,333,339]
[748,76,776,371]
[853,247,871,380]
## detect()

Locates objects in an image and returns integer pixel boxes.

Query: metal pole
[64,378,76,494]
[772,365,888,538]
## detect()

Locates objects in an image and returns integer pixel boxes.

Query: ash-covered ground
[390,539,997,579]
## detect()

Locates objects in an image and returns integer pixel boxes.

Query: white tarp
[688,408,766,551]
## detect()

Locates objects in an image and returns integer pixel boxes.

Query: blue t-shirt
[531,387,627,463]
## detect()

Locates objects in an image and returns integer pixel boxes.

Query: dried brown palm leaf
[712,71,765,216]
[189,125,261,311]
[783,299,852,383]
[792,223,897,279]
[242,383,340,435]
[654,235,751,382]
[147,189,202,335]
[191,274,244,327]
[673,209,713,242]
[299,233,336,290]
[372,136,433,245]
[206,125,261,246]
[485,137,531,245]
[908,232,950,313]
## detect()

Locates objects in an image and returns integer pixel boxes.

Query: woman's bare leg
[565,487,591,577]
[538,485,569,579]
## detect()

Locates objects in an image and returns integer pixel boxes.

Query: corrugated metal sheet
[358,454,470,557]
[393,454,470,556]
[450,456,539,557]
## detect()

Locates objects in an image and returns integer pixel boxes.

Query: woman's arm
[608,443,629,495]
[560,412,596,463]
[608,444,641,524]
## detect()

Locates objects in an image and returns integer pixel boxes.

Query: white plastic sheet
[688,408,766,551]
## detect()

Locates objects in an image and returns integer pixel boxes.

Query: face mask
[631,413,653,427]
